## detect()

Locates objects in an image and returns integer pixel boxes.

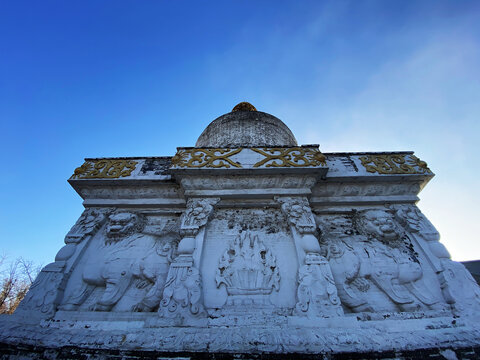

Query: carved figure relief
[17,209,109,318]
[316,211,448,314]
[60,212,178,312]
[326,241,373,313]
[317,214,392,313]
[216,232,280,307]
[132,238,176,312]
[354,209,441,311]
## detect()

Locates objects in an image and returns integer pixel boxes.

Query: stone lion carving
[355,209,404,243]
[60,212,176,312]
[132,238,176,312]
[354,209,440,311]
[317,215,376,313]
[326,241,373,313]
[104,212,145,244]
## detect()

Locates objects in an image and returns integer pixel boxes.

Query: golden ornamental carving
[171,148,242,168]
[252,147,327,168]
[359,154,431,175]
[71,160,138,179]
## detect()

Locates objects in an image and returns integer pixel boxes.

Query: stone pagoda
[1,102,480,359]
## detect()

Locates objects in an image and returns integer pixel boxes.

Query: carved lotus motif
[216,232,280,296]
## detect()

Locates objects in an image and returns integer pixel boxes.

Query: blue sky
[1,0,479,265]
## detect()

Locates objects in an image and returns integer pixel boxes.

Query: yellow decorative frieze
[71,159,138,179]
[251,147,326,168]
[171,148,242,168]
[359,154,431,175]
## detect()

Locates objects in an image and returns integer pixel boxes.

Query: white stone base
[1,312,480,356]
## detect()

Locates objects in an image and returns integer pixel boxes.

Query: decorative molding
[252,147,326,168]
[312,182,421,198]
[179,175,317,191]
[78,185,181,200]
[71,160,138,179]
[171,148,242,168]
[359,154,431,175]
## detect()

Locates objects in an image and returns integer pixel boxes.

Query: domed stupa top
[195,102,298,148]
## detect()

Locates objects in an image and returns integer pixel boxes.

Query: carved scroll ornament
[71,159,138,179]
[171,148,242,168]
[252,147,326,168]
[359,154,431,175]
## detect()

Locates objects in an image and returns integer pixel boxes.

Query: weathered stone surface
[2,104,480,359]
[195,110,298,147]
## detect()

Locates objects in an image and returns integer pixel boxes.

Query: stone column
[158,197,219,323]
[275,196,343,318]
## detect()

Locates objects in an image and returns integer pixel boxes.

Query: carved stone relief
[276,197,344,317]
[216,232,280,307]
[316,210,448,314]
[394,205,480,315]
[16,209,109,319]
[275,196,316,234]
[60,212,180,312]
[181,198,219,234]
[295,253,343,317]
[158,198,219,321]
[355,209,444,311]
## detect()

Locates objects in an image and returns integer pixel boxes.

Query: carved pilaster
[275,196,343,317]
[158,197,219,322]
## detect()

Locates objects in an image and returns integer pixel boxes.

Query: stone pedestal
[2,104,480,359]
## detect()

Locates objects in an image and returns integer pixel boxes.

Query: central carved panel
[216,232,280,306]
[201,208,297,311]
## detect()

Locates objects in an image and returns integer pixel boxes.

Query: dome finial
[232,102,257,112]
